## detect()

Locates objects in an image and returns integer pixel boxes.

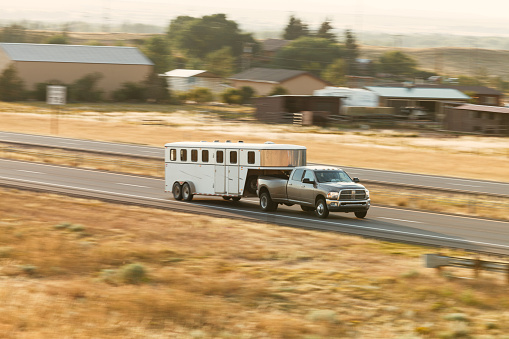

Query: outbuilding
[160,69,224,94]
[0,43,154,99]
[444,104,509,134]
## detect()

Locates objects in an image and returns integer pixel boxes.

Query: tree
[0,65,26,101]
[316,20,336,42]
[272,37,344,76]
[205,47,235,77]
[144,71,170,103]
[0,24,26,43]
[376,51,418,78]
[269,85,288,96]
[344,29,359,75]
[143,36,172,74]
[283,15,309,40]
[167,14,257,60]
[321,59,346,86]
[68,73,103,102]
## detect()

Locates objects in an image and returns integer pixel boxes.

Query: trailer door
[227,150,239,194]
[214,149,226,194]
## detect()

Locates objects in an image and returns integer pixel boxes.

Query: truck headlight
[365,190,370,199]
[327,192,339,200]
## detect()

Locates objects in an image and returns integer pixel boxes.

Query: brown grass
[1,188,509,338]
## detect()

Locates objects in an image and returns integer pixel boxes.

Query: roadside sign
[47,85,67,105]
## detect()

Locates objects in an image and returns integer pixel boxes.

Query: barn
[0,43,154,99]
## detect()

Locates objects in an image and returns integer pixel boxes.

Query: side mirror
[353,177,360,183]
[302,178,315,184]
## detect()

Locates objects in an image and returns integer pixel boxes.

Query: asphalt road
[1,131,508,196]
[1,158,509,256]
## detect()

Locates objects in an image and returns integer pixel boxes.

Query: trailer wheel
[354,211,367,219]
[182,183,193,201]
[232,197,241,202]
[314,198,329,218]
[222,196,231,200]
[260,191,277,212]
[172,182,183,200]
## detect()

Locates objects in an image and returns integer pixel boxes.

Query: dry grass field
[2,188,509,338]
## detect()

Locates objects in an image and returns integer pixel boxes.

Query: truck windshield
[315,170,352,183]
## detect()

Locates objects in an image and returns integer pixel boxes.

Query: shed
[160,69,224,94]
[254,95,342,125]
[444,104,509,134]
[365,86,471,120]
[0,43,153,98]
[228,68,329,96]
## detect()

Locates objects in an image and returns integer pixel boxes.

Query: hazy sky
[3,0,509,36]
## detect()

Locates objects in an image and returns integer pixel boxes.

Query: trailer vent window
[191,149,198,162]
[180,149,187,162]
[216,150,224,163]
[230,151,238,164]
[247,151,255,164]
[202,150,209,163]
[170,149,177,161]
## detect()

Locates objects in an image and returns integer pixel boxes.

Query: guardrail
[424,253,509,283]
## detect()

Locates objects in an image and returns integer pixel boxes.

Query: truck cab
[257,166,370,218]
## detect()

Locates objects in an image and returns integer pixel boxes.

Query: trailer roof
[164,141,306,150]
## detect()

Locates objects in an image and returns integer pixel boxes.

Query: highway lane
[1,158,509,256]
[1,131,507,196]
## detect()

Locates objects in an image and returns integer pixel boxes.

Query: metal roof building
[0,43,154,99]
[444,104,509,134]
[160,69,224,94]
[365,86,471,120]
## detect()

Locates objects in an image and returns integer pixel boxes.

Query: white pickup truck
[257,166,370,219]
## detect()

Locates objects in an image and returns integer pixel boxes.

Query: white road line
[17,170,43,174]
[450,183,481,188]
[117,183,149,188]
[378,217,422,224]
[1,175,509,251]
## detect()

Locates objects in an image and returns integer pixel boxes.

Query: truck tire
[301,205,314,212]
[354,211,367,219]
[315,198,329,218]
[172,182,183,200]
[182,183,193,201]
[260,191,277,212]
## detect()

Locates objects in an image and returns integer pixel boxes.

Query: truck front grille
[339,190,366,201]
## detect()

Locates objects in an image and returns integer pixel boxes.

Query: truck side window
[303,170,315,182]
[247,151,255,164]
[291,169,304,181]
[230,151,238,164]
[216,150,224,163]
[202,150,209,163]
[191,149,198,162]
[180,149,187,162]
[170,149,177,161]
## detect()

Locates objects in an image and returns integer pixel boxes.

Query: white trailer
[165,141,306,201]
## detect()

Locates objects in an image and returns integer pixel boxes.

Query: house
[0,43,153,98]
[444,104,509,134]
[160,69,224,94]
[365,86,471,120]
[380,83,504,106]
[228,68,330,96]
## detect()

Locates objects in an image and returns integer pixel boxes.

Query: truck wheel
[232,197,241,202]
[260,191,277,212]
[315,199,329,218]
[182,183,193,201]
[301,205,314,212]
[222,196,231,200]
[172,182,183,201]
[354,211,367,219]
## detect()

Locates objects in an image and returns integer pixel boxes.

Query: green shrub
[268,85,288,96]
[119,263,147,284]
[186,87,214,103]
[112,82,145,102]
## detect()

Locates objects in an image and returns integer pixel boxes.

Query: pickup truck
[257,166,370,219]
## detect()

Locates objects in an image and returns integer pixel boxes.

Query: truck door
[287,168,304,202]
[227,150,239,194]
[300,170,316,204]
[214,149,226,194]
